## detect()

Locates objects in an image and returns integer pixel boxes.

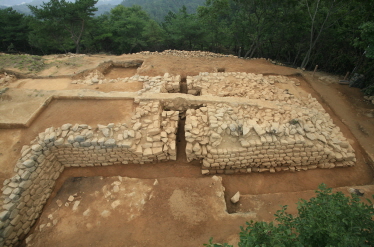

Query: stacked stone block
[72,72,181,95]
[185,103,356,175]
[187,72,304,105]
[0,100,178,247]
[137,49,236,58]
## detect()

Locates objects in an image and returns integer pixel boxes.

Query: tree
[299,0,355,69]
[0,8,30,53]
[197,0,234,53]
[28,0,98,54]
[106,5,158,54]
[205,184,374,247]
[162,6,205,50]
[28,17,74,54]
[355,22,374,59]
[142,19,166,51]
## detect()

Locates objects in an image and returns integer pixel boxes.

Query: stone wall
[185,102,356,175]
[186,72,303,101]
[72,71,180,94]
[0,70,359,245]
[0,100,178,247]
[183,72,356,174]
[137,49,237,58]
[72,59,143,80]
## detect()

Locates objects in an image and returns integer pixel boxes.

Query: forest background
[0,0,373,93]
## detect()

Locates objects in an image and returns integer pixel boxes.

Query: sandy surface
[26,176,248,247]
[0,53,373,246]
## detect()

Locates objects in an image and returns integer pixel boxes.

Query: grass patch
[51,57,84,68]
[0,54,47,73]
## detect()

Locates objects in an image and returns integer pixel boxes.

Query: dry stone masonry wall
[0,55,358,246]
[0,100,178,246]
[137,49,237,58]
[183,72,356,174]
[71,71,180,94]
[186,103,355,174]
[187,72,302,102]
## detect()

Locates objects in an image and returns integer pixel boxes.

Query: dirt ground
[1,53,374,246]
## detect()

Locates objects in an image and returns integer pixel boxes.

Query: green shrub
[205,184,374,247]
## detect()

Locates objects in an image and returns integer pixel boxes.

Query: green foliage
[0,7,30,52]
[197,0,234,53]
[289,119,299,125]
[204,237,233,247]
[362,84,374,96]
[28,0,98,54]
[89,5,164,54]
[355,22,374,59]
[162,6,205,50]
[0,54,46,72]
[0,0,373,87]
[206,184,374,247]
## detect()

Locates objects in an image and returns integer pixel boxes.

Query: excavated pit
[104,67,138,79]
[1,63,374,247]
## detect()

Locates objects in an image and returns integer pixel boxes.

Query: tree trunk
[75,19,85,54]
[300,0,335,69]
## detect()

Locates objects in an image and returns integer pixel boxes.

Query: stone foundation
[0,70,358,246]
[186,103,355,174]
[183,72,356,174]
[0,100,178,246]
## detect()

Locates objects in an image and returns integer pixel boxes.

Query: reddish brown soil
[0,99,134,185]
[104,67,138,79]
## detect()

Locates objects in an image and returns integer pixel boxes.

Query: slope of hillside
[121,0,205,22]
[4,0,122,15]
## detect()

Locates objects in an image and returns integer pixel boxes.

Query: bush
[205,184,374,247]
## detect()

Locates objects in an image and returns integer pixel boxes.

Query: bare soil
[104,67,138,79]
[26,176,246,247]
[0,99,134,185]
[0,53,373,246]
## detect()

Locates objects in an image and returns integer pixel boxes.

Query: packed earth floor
[0,51,374,247]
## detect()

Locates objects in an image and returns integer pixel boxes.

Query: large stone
[0,210,10,221]
[101,128,110,137]
[2,225,14,238]
[210,132,221,140]
[31,144,42,152]
[104,139,116,147]
[22,160,35,168]
[133,122,142,131]
[229,124,237,132]
[253,124,265,136]
[2,187,12,196]
[74,135,86,142]
[54,138,64,146]
[242,125,251,135]
[128,130,135,138]
[192,143,201,152]
[61,123,72,131]
[143,148,153,156]
[305,133,316,140]
[152,147,163,155]
[148,128,161,136]
[231,191,240,203]
[122,140,133,148]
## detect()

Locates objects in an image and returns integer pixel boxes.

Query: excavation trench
[179,76,188,94]
[3,70,374,246]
